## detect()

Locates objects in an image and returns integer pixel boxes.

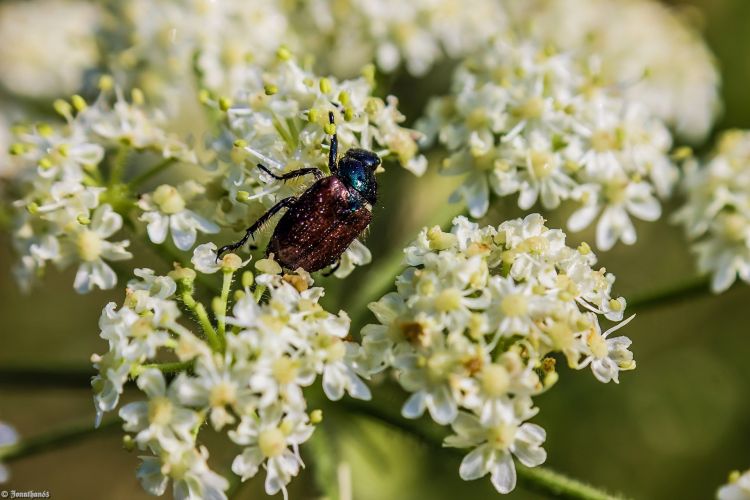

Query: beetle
[215,111,380,274]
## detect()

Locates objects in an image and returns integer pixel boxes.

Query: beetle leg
[215,196,297,261]
[257,164,323,182]
[328,111,338,175]
[321,259,341,277]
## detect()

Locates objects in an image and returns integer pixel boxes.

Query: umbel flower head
[419,37,676,251]
[509,0,721,142]
[200,51,425,276]
[674,130,750,293]
[7,82,203,294]
[361,214,635,494]
[295,0,509,77]
[99,0,289,101]
[92,251,371,500]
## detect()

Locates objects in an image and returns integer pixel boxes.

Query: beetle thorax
[337,156,377,205]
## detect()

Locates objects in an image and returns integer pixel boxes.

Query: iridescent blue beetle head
[337,148,380,205]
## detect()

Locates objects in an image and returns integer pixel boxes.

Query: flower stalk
[0,417,120,463]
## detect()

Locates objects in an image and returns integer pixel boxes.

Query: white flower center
[77,229,103,262]
[720,213,746,241]
[326,338,347,362]
[604,181,627,204]
[488,422,517,451]
[516,96,544,120]
[434,288,463,311]
[529,150,555,179]
[466,108,489,130]
[590,129,618,152]
[130,317,153,338]
[425,353,452,383]
[546,321,574,350]
[272,357,298,385]
[148,397,173,426]
[209,381,237,407]
[519,235,548,254]
[153,184,186,214]
[501,293,528,317]
[587,330,609,359]
[481,364,510,397]
[258,427,286,458]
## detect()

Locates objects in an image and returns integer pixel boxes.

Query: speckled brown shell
[266,176,371,272]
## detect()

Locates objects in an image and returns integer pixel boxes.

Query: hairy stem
[336,398,629,500]
[181,290,221,351]
[0,417,120,463]
[216,270,234,343]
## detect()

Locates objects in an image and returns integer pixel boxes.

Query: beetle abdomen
[267,176,371,272]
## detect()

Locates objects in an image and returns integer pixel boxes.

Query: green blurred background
[2,0,750,498]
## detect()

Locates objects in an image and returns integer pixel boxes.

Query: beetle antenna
[328,111,338,174]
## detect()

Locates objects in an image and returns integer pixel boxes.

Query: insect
[216,111,380,274]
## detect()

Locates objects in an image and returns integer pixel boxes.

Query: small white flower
[579,314,636,383]
[139,183,219,251]
[136,445,229,500]
[62,204,132,293]
[568,180,662,251]
[334,239,372,278]
[120,369,201,452]
[230,405,314,500]
[173,353,254,431]
[444,409,547,494]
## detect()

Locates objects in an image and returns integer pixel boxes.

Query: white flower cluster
[202,52,425,276]
[674,130,750,293]
[718,469,750,500]
[98,0,507,95]
[100,0,288,100]
[510,0,720,142]
[0,421,19,483]
[297,0,508,77]
[8,84,195,293]
[0,0,101,99]
[92,252,371,500]
[419,38,677,250]
[361,214,635,493]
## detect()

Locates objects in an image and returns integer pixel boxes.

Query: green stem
[627,274,712,312]
[216,270,234,342]
[140,360,194,375]
[109,144,130,185]
[0,361,193,388]
[337,398,628,500]
[181,291,221,351]
[129,157,178,188]
[0,417,120,463]
[345,202,466,330]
